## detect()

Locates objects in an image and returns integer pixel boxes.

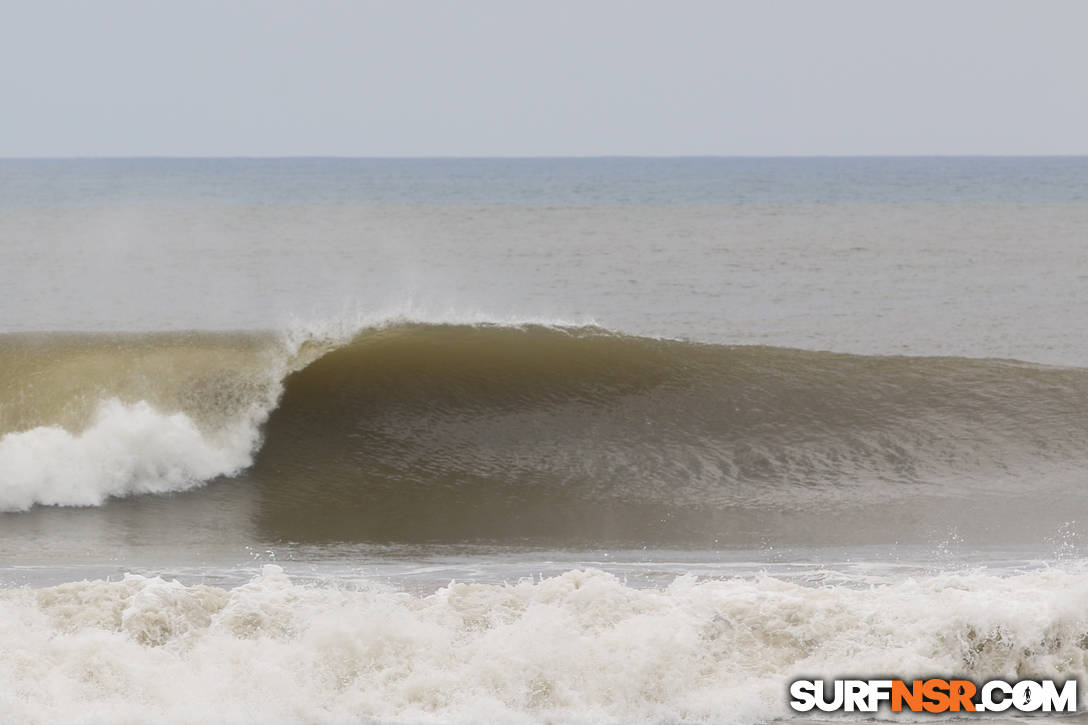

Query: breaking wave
[3,321,1088,544]
[2,564,1087,724]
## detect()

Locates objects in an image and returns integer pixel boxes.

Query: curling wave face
[3,322,1088,545]
[3,564,1088,724]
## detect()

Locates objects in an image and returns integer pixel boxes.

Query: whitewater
[3,157,1088,724]
[5,564,1088,725]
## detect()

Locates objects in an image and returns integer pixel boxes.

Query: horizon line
[2,153,1088,161]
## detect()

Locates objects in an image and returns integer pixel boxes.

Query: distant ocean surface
[2,157,1088,724]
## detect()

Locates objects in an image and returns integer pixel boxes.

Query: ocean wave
[3,320,1088,543]
[2,564,1086,724]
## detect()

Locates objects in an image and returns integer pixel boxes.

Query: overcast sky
[3,0,1086,157]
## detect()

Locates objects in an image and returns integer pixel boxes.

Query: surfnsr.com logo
[790,679,1077,713]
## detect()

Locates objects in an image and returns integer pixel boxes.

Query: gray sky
[3,0,1087,157]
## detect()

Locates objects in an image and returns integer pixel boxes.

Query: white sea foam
[0,399,261,510]
[1,565,1086,724]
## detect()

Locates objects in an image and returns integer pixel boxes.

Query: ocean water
[2,157,1088,724]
